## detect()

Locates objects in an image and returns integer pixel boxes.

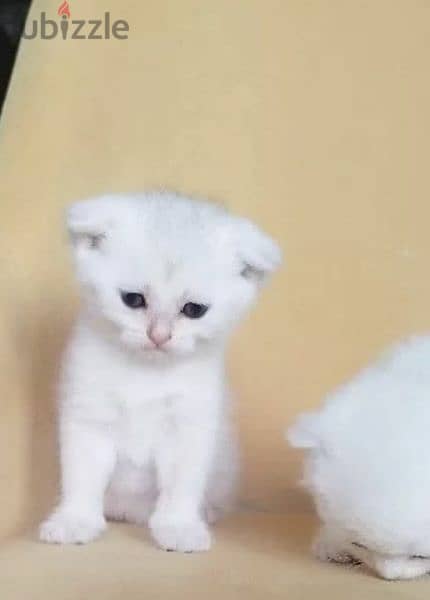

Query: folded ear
[230,217,282,281]
[66,196,120,249]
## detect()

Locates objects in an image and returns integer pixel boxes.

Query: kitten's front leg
[39,413,116,544]
[149,402,218,553]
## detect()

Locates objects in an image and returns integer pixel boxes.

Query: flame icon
[58,1,71,18]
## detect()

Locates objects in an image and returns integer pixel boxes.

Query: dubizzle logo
[23,1,129,40]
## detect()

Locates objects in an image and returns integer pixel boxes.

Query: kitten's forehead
[109,221,231,300]
[126,195,226,240]
[116,208,231,264]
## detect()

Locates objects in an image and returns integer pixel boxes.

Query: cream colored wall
[1,0,430,537]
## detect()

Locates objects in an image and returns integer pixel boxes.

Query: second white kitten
[39,192,280,552]
[288,336,430,579]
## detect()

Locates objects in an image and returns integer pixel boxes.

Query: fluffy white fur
[288,336,430,579]
[39,192,280,552]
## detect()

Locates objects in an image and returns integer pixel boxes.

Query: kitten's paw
[149,514,211,552]
[373,557,429,581]
[39,510,106,545]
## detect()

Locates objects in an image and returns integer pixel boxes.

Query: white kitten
[39,192,280,552]
[288,336,430,579]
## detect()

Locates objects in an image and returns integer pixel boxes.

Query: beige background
[1,1,430,596]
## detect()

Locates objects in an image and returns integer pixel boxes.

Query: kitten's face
[67,194,280,358]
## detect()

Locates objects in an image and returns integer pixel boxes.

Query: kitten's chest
[113,369,180,464]
[116,399,165,464]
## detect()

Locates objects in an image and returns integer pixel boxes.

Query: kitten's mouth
[143,344,170,355]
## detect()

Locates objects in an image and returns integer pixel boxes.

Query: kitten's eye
[351,542,368,550]
[121,291,146,309]
[181,302,209,319]
[410,555,430,560]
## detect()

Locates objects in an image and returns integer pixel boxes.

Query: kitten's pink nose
[147,322,172,347]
